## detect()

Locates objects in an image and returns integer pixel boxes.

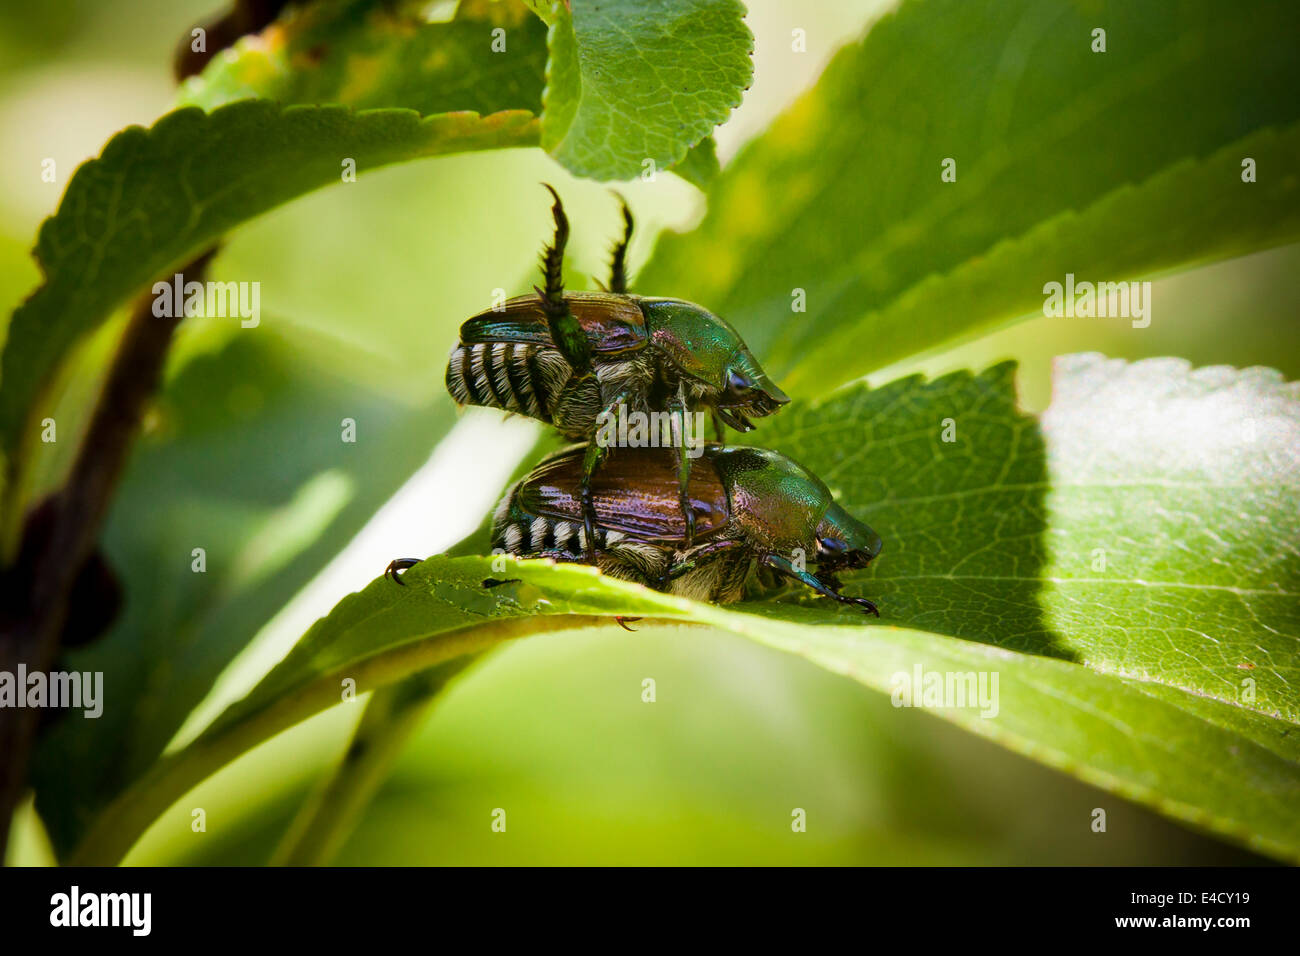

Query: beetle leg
[536,184,592,375]
[662,539,745,588]
[532,549,588,563]
[761,553,879,617]
[538,184,569,303]
[580,439,608,565]
[385,557,422,586]
[712,409,726,443]
[607,192,634,294]
[757,563,782,590]
[671,400,697,549]
[580,388,635,564]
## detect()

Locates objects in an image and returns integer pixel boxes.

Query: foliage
[2,0,1296,865]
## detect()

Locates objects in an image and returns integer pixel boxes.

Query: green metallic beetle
[453,442,883,615]
[445,186,789,559]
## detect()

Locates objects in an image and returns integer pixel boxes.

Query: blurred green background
[3,0,1294,865]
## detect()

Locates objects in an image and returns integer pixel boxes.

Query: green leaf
[71,356,1300,864]
[781,125,1300,395]
[638,0,1300,391]
[179,0,549,115]
[670,135,721,190]
[540,0,752,180]
[30,324,459,857]
[270,657,471,865]
[260,430,569,865]
[518,0,558,24]
[0,100,536,537]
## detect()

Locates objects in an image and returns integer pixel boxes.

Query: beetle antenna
[607,192,633,294]
[538,183,568,310]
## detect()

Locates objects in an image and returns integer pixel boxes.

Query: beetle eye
[727,369,753,395]
[818,536,847,555]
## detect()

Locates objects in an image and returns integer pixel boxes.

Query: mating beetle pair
[389,187,882,615]
[444,185,788,555]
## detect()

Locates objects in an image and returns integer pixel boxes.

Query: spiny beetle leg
[385,557,421,586]
[536,184,592,375]
[607,192,634,294]
[538,183,569,302]
[763,553,879,617]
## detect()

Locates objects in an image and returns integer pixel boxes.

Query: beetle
[444,186,790,560]
[387,443,882,616]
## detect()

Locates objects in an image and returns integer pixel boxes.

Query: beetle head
[813,501,883,574]
[716,350,790,432]
[707,447,883,570]
[638,298,789,430]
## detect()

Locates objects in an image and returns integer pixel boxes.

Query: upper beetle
[445,186,789,559]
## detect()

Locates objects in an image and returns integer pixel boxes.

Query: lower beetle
[388,444,882,615]
[444,186,789,559]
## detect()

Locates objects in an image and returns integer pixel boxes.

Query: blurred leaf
[31,324,457,857]
[639,0,1300,391]
[270,656,471,865]
[0,100,535,534]
[159,620,1265,867]
[540,0,752,180]
[262,428,568,865]
[70,557,644,864]
[72,356,1300,864]
[517,0,556,24]
[0,234,40,323]
[670,135,721,190]
[179,0,548,115]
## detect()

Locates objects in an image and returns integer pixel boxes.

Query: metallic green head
[705,446,883,569]
[637,298,790,431]
[813,501,884,572]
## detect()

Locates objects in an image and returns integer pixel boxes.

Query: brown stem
[0,248,216,861]
[174,0,293,80]
[2,0,292,864]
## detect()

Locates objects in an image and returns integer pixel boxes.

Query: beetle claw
[847,596,880,617]
[385,558,421,585]
[615,616,642,632]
